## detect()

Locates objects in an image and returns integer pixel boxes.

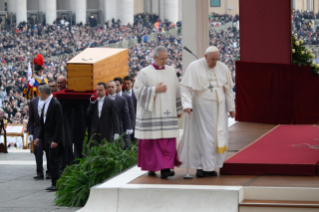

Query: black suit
[28,97,50,176]
[73,101,87,159]
[124,89,137,142]
[112,95,131,147]
[86,97,120,144]
[38,97,65,186]
[122,93,135,131]
[58,99,75,171]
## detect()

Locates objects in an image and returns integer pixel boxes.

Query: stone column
[144,0,151,13]
[0,0,4,11]
[178,0,182,21]
[291,0,296,10]
[8,0,17,13]
[182,0,209,71]
[39,0,46,12]
[159,0,165,21]
[46,0,57,24]
[152,0,159,14]
[164,0,178,23]
[117,0,134,25]
[76,0,87,24]
[104,0,117,21]
[16,0,27,25]
[307,0,311,11]
[69,0,76,13]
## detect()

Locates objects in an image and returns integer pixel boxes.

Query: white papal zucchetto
[205,46,219,54]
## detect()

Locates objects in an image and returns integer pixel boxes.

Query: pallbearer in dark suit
[29,83,51,180]
[114,77,135,134]
[123,76,137,142]
[86,82,120,144]
[34,84,65,191]
[56,76,75,171]
[107,81,131,148]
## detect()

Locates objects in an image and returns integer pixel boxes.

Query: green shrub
[54,137,138,207]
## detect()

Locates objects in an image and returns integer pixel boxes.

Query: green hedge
[54,137,138,207]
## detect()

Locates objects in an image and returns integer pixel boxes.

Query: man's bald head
[57,76,67,91]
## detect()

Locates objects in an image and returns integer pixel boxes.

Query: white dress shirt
[38,98,45,117]
[108,93,116,100]
[97,96,105,118]
[124,89,132,96]
[43,94,53,123]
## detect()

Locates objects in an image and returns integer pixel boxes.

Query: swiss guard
[23,54,48,99]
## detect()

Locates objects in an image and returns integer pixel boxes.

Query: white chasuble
[178,58,235,171]
[134,65,183,139]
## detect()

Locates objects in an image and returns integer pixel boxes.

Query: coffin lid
[67,48,127,64]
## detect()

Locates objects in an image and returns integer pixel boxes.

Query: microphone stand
[183,112,193,180]
[182,46,197,180]
[183,47,199,59]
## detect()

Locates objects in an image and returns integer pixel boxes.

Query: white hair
[153,46,167,58]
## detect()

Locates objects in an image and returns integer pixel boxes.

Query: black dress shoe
[46,174,52,179]
[160,169,175,179]
[167,170,175,177]
[204,171,218,176]
[33,175,44,180]
[196,169,205,178]
[148,171,156,177]
[45,185,57,191]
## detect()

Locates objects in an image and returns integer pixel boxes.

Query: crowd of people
[293,10,319,45]
[4,10,319,140]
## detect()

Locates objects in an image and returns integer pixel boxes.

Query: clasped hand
[155,82,167,93]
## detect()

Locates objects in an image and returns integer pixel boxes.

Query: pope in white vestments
[134,46,183,179]
[178,46,235,178]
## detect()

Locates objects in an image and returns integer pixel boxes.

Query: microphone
[183,46,199,59]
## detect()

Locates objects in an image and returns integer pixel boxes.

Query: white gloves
[28,134,33,142]
[114,134,119,140]
[126,129,133,135]
[29,78,35,87]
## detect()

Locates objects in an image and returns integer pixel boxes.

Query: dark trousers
[34,140,51,176]
[61,146,75,171]
[44,141,60,186]
[74,142,83,159]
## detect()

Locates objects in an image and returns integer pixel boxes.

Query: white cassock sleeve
[181,85,193,110]
[134,71,156,112]
[224,67,235,112]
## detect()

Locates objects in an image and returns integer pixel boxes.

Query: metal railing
[210,21,234,32]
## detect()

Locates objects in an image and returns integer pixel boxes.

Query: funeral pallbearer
[29,82,51,180]
[86,82,120,144]
[134,46,183,179]
[178,46,235,178]
[34,84,64,191]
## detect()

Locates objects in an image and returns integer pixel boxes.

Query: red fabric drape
[236,61,319,124]
[239,0,291,64]
[236,61,295,124]
[294,65,319,124]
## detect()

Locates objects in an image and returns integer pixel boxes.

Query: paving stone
[0,153,80,212]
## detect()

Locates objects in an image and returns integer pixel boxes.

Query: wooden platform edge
[240,199,319,208]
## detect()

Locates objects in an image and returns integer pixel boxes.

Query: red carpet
[220,125,319,176]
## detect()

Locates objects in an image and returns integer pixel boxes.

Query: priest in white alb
[134,46,183,179]
[178,46,235,178]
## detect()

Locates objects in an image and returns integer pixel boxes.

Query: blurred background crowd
[3,10,318,132]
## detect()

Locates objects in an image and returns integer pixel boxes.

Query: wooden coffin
[67,48,129,92]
